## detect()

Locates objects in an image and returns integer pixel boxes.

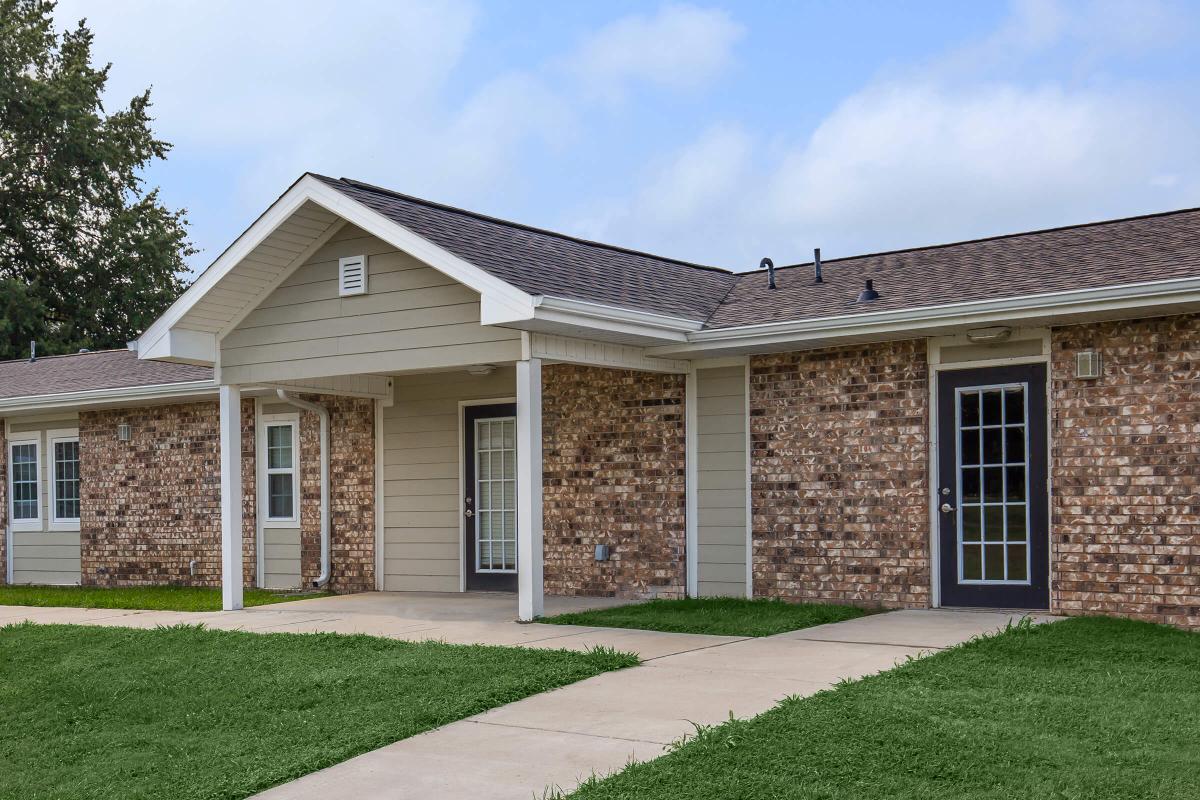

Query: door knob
[465,509,474,518]
[940,502,955,513]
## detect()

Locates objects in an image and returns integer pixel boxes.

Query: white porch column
[219,384,244,611]
[516,358,544,621]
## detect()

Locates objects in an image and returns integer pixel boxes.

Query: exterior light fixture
[966,326,1013,344]
[1076,350,1103,379]
[117,423,131,441]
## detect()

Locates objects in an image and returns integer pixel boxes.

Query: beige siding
[7,416,81,584]
[262,527,301,589]
[11,530,81,584]
[695,365,748,597]
[220,226,522,384]
[382,368,515,592]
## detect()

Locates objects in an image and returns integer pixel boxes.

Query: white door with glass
[464,404,518,591]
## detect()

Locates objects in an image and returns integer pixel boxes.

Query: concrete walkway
[0,596,1053,798]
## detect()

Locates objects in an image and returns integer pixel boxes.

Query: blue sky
[56,0,1200,275]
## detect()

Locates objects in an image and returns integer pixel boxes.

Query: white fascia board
[0,381,217,415]
[649,275,1200,356]
[137,174,538,363]
[530,295,703,342]
[137,328,217,365]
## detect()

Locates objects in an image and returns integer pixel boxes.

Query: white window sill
[48,521,81,532]
[10,521,44,532]
[262,518,300,529]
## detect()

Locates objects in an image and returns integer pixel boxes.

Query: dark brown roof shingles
[707,209,1200,328]
[0,349,211,400]
[317,176,739,322]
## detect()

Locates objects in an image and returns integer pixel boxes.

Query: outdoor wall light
[966,326,1013,344]
[595,544,611,562]
[1076,350,1103,379]
[117,423,131,441]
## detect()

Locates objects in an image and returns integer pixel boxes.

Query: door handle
[940,502,955,513]
[465,509,474,518]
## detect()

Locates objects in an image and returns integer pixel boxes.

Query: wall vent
[338,255,368,297]
[1075,350,1103,379]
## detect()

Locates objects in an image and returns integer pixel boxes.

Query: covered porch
[134,174,691,621]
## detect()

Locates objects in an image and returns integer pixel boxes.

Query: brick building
[3,174,1197,628]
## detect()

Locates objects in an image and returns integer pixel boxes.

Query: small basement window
[264,420,299,522]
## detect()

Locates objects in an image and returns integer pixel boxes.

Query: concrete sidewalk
[1,598,1053,798]
[251,608,1050,799]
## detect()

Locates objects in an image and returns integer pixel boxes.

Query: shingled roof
[318,175,1200,330]
[0,349,212,400]
[316,175,739,322]
[708,207,1200,329]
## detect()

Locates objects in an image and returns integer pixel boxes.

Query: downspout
[276,390,331,589]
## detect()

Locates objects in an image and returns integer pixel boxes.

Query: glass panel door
[937,363,1048,609]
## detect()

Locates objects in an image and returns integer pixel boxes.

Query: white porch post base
[516,358,544,621]
[219,384,244,611]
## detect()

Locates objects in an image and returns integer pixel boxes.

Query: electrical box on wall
[338,255,368,296]
[1076,350,1103,379]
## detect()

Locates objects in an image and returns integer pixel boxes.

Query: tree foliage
[0,0,193,360]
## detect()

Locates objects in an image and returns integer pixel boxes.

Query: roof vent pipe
[813,248,823,284]
[29,340,36,362]
[856,279,880,304]
[275,390,331,590]
[760,257,776,290]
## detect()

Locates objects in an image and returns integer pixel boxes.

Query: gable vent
[338,255,368,296]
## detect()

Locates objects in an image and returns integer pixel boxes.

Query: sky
[54,0,1200,276]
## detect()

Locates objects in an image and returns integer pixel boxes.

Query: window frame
[259,413,300,527]
[8,434,42,531]
[48,430,81,529]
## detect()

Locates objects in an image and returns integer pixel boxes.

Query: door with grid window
[463,404,518,591]
[937,364,1049,609]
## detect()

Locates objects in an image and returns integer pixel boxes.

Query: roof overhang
[0,380,217,416]
[647,274,1200,357]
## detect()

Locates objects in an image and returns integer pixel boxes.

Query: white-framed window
[260,415,299,525]
[8,436,41,529]
[49,432,81,525]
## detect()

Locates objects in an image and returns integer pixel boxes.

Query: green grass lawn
[0,622,637,800]
[0,584,330,611]
[542,597,872,637]
[568,616,1200,799]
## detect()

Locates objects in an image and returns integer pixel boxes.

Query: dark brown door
[463,403,518,592]
[937,364,1049,609]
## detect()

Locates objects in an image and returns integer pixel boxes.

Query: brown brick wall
[78,395,374,592]
[1051,315,1200,628]
[79,400,248,586]
[303,395,375,593]
[750,341,930,608]
[542,364,687,599]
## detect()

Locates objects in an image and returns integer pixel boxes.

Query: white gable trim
[137,174,538,365]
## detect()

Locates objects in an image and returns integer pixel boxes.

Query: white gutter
[0,380,217,415]
[275,390,331,589]
[649,274,1200,356]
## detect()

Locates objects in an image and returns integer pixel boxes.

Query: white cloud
[568,4,744,100]
[581,0,1200,267]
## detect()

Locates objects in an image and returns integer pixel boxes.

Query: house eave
[646,275,1200,357]
[0,380,218,416]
